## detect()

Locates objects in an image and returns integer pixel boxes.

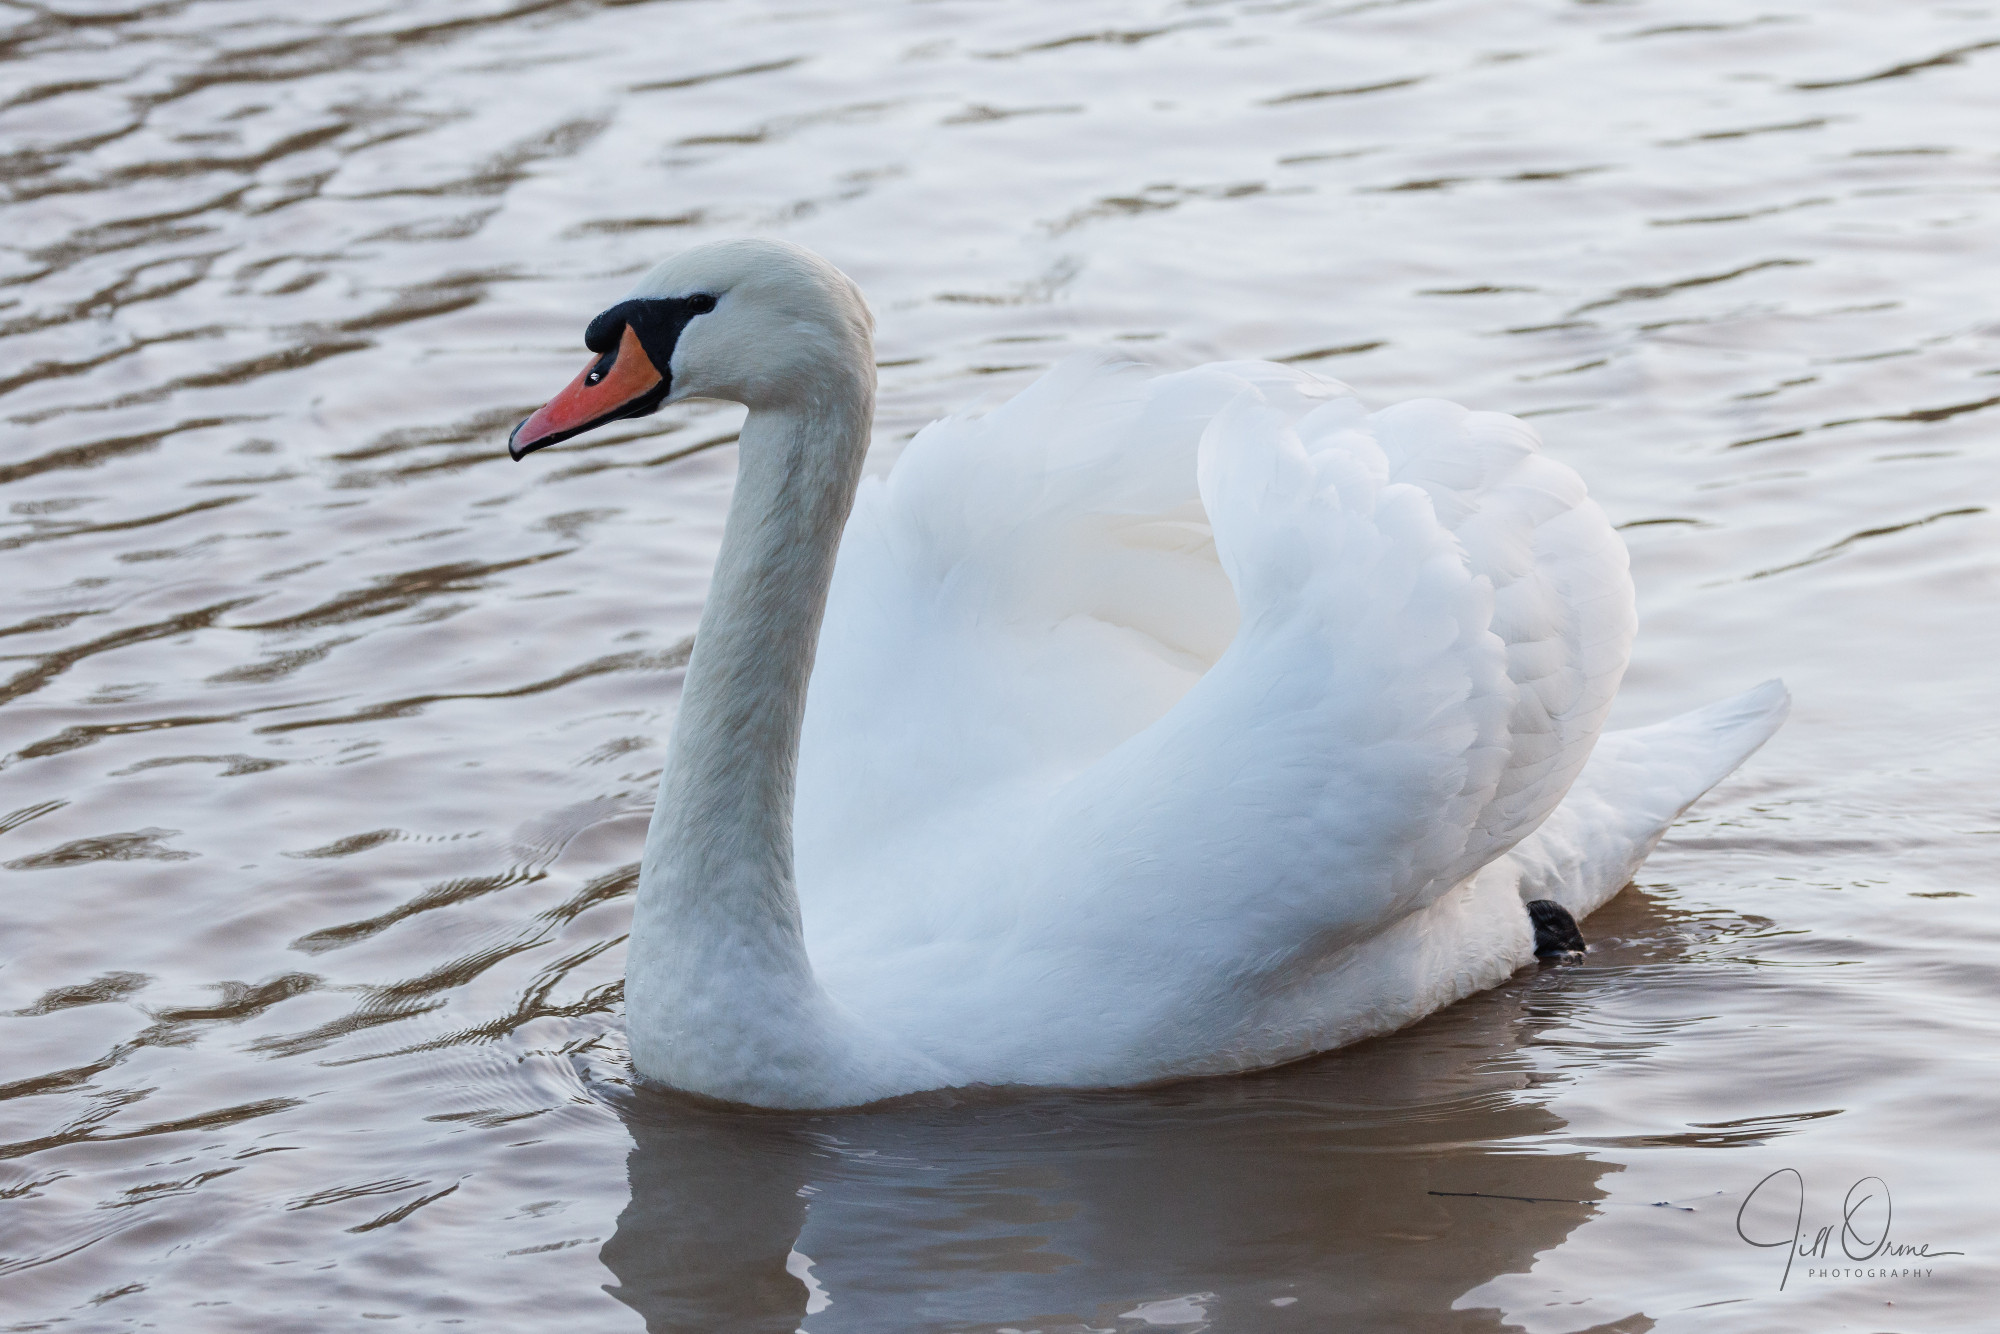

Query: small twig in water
[1428,1190,1696,1211]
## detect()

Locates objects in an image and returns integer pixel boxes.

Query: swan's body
[508,240,1787,1109]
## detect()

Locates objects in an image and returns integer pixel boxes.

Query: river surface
[2,1,1996,1330]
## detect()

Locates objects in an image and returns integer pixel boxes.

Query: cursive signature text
[1735,1169,1964,1291]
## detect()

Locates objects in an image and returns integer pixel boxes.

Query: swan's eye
[687,293,717,314]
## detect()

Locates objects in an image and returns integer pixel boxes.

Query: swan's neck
[650,394,867,904]
[626,382,871,1098]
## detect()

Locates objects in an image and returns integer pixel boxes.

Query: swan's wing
[794,359,1634,1075]
[970,385,1635,1076]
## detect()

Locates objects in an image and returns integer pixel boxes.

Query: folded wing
[793,358,1635,1079]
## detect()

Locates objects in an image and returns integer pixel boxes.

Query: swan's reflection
[601,967,1613,1332]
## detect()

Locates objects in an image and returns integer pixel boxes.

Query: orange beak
[509,323,668,460]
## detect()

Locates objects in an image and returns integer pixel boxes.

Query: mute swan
[507,239,1788,1110]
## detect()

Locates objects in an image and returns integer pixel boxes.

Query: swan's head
[508,238,873,460]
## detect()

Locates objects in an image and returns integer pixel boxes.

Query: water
[2,0,1995,1329]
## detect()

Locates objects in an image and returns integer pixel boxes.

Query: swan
[506,238,1788,1110]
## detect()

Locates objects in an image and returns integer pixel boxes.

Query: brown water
[2,1,1996,1329]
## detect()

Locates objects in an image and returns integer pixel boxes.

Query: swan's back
[793,357,1635,1083]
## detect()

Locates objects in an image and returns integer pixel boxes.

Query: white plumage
[513,240,1788,1108]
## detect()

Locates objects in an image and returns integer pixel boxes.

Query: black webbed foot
[1527,899,1587,963]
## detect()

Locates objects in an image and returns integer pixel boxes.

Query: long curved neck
[626,378,871,1097]
[652,390,867,902]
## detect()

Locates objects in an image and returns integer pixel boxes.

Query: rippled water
[3,1,1996,1329]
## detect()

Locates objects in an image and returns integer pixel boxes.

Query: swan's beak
[509,324,668,460]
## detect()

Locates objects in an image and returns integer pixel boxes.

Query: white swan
[507,239,1788,1110]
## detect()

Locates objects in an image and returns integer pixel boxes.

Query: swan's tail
[1507,679,1791,919]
